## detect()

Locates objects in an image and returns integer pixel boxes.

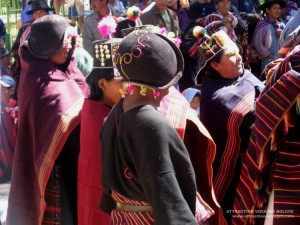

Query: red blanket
[78,99,111,225]
[160,87,227,225]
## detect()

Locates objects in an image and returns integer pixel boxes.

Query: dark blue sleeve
[0,19,6,38]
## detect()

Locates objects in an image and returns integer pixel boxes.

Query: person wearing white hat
[0,75,17,183]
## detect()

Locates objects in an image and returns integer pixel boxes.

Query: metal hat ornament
[86,16,122,83]
[92,38,122,79]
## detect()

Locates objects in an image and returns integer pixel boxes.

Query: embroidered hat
[0,47,10,58]
[0,75,16,89]
[26,0,54,15]
[120,25,156,38]
[115,30,184,89]
[259,0,286,10]
[86,38,123,84]
[28,14,71,59]
[194,26,239,84]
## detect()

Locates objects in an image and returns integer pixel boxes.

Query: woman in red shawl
[7,15,88,225]
[78,39,123,225]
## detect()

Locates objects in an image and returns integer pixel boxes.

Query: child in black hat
[100,29,214,224]
[78,38,123,225]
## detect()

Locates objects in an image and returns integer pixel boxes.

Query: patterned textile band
[232,69,300,225]
[116,202,153,212]
[111,190,154,225]
[42,165,62,225]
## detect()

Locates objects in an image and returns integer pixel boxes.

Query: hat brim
[26,7,54,15]
[123,33,184,90]
[28,33,64,59]
[259,0,286,10]
[0,80,11,88]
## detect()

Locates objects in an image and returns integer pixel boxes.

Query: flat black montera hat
[86,38,123,84]
[115,30,184,89]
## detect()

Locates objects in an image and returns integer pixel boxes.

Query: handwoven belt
[116,202,153,212]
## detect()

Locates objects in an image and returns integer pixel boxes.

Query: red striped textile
[232,55,300,225]
[111,191,214,225]
[214,92,255,201]
[111,191,154,225]
[42,165,62,225]
[160,87,227,224]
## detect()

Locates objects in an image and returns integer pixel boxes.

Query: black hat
[115,30,183,89]
[214,0,231,4]
[26,0,54,15]
[193,26,239,84]
[86,38,123,84]
[0,47,10,58]
[259,0,286,10]
[28,14,71,59]
[120,25,158,38]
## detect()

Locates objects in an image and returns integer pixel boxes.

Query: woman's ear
[210,61,220,72]
[97,78,107,91]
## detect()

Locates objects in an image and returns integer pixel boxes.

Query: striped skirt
[110,191,213,224]
[111,191,154,225]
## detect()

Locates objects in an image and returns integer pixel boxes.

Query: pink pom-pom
[173,37,182,46]
[97,16,117,37]
[127,85,136,95]
[159,27,168,35]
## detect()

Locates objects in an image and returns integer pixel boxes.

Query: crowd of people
[0,0,299,224]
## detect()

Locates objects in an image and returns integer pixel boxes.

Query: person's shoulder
[85,12,98,22]
[141,2,156,14]
[167,7,177,16]
[242,70,265,90]
[84,13,93,20]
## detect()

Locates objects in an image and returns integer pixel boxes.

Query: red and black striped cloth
[232,47,300,225]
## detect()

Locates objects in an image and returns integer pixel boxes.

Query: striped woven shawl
[232,48,300,225]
